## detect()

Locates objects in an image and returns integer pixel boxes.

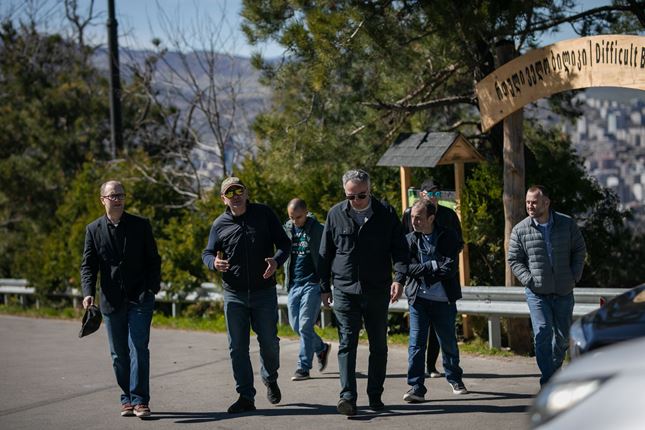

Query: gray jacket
[508,211,586,295]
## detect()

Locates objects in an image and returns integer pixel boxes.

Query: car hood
[555,337,645,381]
[583,285,645,328]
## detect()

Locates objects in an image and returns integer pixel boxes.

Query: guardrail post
[20,294,26,307]
[488,316,502,348]
[172,301,178,318]
[277,307,288,326]
[320,308,331,328]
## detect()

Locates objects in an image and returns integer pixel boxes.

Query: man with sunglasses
[202,177,291,414]
[319,169,408,415]
[81,180,161,418]
[401,178,463,379]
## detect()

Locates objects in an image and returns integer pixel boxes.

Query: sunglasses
[102,193,126,201]
[223,188,245,199]
[421,190,441,198]
[346,192,369,201]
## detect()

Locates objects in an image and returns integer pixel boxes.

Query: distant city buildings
[564,93,645,231]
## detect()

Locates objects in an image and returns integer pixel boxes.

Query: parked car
[529,337,645,429]
[569,283,645,359]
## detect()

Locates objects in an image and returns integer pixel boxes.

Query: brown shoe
[121,403,134,417]
[134,404,151,418]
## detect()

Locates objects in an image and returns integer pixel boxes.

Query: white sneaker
[403,389,425,403]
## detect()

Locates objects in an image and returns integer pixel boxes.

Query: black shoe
[227,396,256,414]
[368,397,385,411]
[448,380,468,395]
[266,381,282,404]
[291,369,310,381]
[317,343,332,372]
[337,398,357,416]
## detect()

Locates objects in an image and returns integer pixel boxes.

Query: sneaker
[449,380,468,395]
[368,396,385,411]
[291,369,311,381]
[337,398,357,416]
[227,396,256,414]
[120,403,134,417]
[133,404,151,418]
[266,381,282,404]
[317,343,332,372]
[426,369,443,378]
[403,389,425,403]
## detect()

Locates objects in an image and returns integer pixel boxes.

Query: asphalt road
[0,315,540,430]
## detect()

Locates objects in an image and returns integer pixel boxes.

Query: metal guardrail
[0,279,628,348]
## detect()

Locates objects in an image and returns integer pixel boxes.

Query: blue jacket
[202,202,291,292]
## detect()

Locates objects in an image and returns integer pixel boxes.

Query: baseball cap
[220,177,246,194]
[420,178,441,191]
[79,305,102,338]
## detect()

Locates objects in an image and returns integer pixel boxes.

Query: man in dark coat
[81,180,161,418]
[319,169,408,416]
[202,177,291,414]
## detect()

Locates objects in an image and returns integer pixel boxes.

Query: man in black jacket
[402,200,467,404]
[202,177,291,414]
[319,169,408,416]
[402,178,464,379]
[81,180,161,418]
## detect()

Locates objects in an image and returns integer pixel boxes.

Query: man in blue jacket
[319,169,408,416]
[508,185,586,386]
[202,177,291,413]
[402,200,468,404]
[283,198,331,381]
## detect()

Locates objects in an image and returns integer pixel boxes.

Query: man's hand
[390,282,403,303]
[82,296,94,309]
[214,251,230,272]
[263,258,277,279]
[321,292,332,308]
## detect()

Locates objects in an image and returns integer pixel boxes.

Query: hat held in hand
[79,305,102,338]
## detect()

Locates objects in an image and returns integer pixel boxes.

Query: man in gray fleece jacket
[508,185,586,385]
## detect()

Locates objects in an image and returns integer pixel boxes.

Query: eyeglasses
[102,193,126,201]
[421,190,441,198]
[346,192,369,201]
[223,188,244,199]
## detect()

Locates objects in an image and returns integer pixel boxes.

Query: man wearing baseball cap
[202,177,291,414]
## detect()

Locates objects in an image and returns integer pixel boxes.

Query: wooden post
[497,40,531,353]
[455,161,472,339]
[400,166,412,214]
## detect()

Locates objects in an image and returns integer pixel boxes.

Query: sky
[1,0,617,58]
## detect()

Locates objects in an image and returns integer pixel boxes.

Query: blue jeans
[333,288,389,402]
[102,292,155,406]
[525,288,574,385]
[407,298,463,395]
[287,283,325,371]
[224,287,280,400]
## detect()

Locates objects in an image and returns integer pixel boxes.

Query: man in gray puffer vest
[508,185,586,386]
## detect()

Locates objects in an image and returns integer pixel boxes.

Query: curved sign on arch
[476,35,645,132]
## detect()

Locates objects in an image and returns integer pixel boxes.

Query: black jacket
[81,212,161,314]
[202,202,291,292]
[404,224,462,304]
[319,197,408,294]
[402,204,464,250]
